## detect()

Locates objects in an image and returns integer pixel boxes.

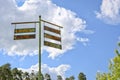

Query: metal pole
[39,16,42,80]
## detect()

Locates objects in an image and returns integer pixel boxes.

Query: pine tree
[78,72,86,80]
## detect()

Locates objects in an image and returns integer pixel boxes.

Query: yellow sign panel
[44,26,60,34]
[44,33,61,41]
[14,34,36,40]
[14,28,36,33]
[44,41,62,49]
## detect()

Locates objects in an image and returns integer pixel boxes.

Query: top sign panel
[44,26,60,34]
[14,28,36,33]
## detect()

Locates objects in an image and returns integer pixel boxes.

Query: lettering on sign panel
[44,26,60,34]
[14,28,36,33]
[14,34,36,40]
[44,33,61,41]
[44,41,62,49]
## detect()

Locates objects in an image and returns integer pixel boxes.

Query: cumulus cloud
[0,0,91,59]
[18,63,70,80]
[96,0,120,25]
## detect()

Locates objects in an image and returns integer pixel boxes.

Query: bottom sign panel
[44,41,62,49]
[14,34,35,40]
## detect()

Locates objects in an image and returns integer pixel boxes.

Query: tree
[0,66,3,80]
[69,76,75,80]
[12,68,23,80]
[30,70,35,80]
[96,42,120,80]
[0,63,46,80]
[29,71,44,80]
[57,75,63,80]
[0,63,13,80]
[24,72,30,80]
[65,76,75,80]
[78,72,86,80]
[96,73,107,80]
[18,70,23,80]
[45,73,51,80]
[65,77,70,80]
[41,73,44,80]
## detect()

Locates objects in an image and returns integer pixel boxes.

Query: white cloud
[96,0,120,25]
[18,63,70,80]
[77,38,89,43]
[0,0,91,59]
[76,37,89,46]
[82,29,95,34]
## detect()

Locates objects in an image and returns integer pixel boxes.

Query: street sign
[44,26,60,34]
[11,16,63,80]
[44,33,61,41]
[14,34,35,40]
[44,25,62,49]
[14,28,36,33]
[44,41,62,49]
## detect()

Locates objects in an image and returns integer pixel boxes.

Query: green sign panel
[14,34,36,40]
[44,41,62,49]
[14,28,36,33]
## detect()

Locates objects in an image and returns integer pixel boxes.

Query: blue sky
[0,0,120,80]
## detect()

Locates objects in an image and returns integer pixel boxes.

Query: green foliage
[0,63,13,80]
[12,68,23,80]
[69,76,75,80]
[96,42,120,80]
[45,73,51,80]
[65,77,70,80]
[0,63,87,80]
[118,42,120,47]
[57,75,63,80]
[96,73,107,80]
[78,72,86,80]
[65,75,75,80]
[0,64,38,80]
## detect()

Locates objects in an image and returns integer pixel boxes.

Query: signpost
[11,16,63,80]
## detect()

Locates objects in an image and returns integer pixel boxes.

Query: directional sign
[44,41,62,49]
[44,26,60,34]
[14,28,36,33]
[44,33,61,41]
[14,34,35,40]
